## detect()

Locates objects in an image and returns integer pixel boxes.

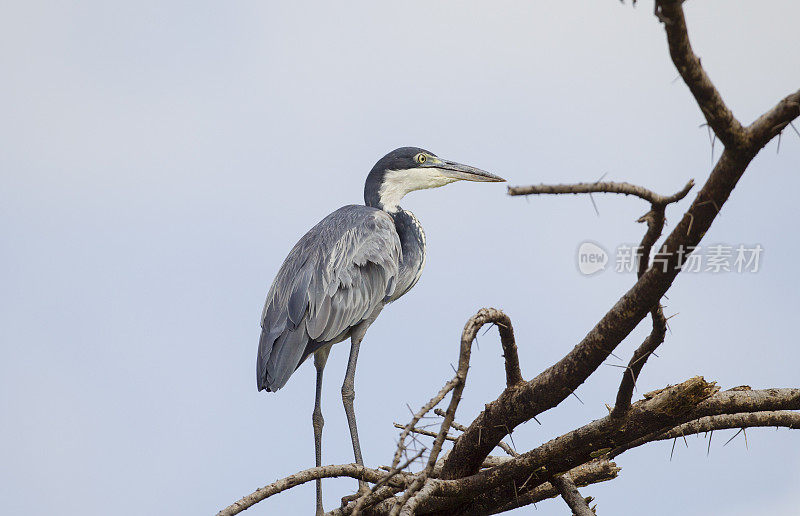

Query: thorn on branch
[707,430,713,456]
[790,121,800,139]
[589,192,600,216]
[723,428,743,447]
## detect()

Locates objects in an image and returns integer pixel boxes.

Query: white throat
[377,168,457,212]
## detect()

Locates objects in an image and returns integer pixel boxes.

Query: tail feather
[257,325,310,392]
[256,329,275,391]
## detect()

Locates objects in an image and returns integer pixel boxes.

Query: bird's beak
[437,159,505,183]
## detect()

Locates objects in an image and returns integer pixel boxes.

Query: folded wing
[257,205,401,392]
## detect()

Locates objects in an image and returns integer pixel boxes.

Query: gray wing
[257,205,401,392]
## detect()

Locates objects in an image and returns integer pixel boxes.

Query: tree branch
[693,387,800,417]
[378,309,517,514]
[398,479,439,516]
[611,202,670,418]
[434,408,518,457]
[417,383,800,515]
[371,460,619,515]
[489,459,618,514]
[390,378,457,471]
[492,312,523,387]
[507,180,694,206]
[511,178,688,423]
[443,178,700,480]
[317,386,798,516]
[747,89,800,148]
[444,91,797,485]
[432,377,719,512]
[551,474,595,516]
[392,422,457,443]
[611,305,667,418]
[609,387,800,458]
[348,449,427,516]
[656,1,746,148]
[217,464,406,516]
[655,410,800,442]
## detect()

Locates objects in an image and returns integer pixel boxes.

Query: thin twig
[435,408,519,457]
[508,179,694,206]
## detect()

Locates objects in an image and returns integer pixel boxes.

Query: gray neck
[386,208,426,302]
[364,166,387,210]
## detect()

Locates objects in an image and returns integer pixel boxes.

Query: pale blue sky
[2,1,799,514]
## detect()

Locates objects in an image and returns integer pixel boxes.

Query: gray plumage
[257,205,402,391]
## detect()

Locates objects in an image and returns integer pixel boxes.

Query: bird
[256,147,504,514]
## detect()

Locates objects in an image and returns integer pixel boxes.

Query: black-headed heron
[257,147,503,514]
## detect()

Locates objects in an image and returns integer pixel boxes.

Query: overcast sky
[2,1,799,515]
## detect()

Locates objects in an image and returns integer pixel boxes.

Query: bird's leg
[313,348,329,516]
[341,333,367,494]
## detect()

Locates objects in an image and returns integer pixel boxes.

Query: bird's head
[364,147,505,212]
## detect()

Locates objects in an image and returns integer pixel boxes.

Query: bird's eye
[416,154,427,164]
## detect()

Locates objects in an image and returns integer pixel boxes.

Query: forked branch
[440,0,800,482]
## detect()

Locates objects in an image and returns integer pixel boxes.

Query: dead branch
[437,378,719,500]
[348,449,427,516]
[398,480,439,516]
[397,308,517,513]
[440,0,800,482]
[656,0,746,148]
[406,382,800,515]
[434,408,518,457]
[392,423,457,443]
[747,89,800,148]
[348,308,517,515]
[693,387,800,417]
[217,464,406,516]
[551,474,595,516]
[390,378,459,471]
[368,460,619,516]
[611,200,670,418]
[332,488,402,516]
[511,178,687,422]
[611,305,667,417]
[489,460,619,514]
[507,180,694,206]
[609,388,800,458]
[655,411,800,442]
[493,313,523,387]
